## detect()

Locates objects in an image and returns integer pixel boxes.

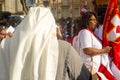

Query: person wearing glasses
[78,11,113,80]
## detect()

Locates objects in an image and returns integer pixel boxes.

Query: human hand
[56,26,63,39]
[6,32,13,38]
[103,46,112,53]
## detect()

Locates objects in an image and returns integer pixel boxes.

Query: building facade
[35,0,94,19]
[0,0,110,19]
[51,0,94,19]
[0,0,23,14]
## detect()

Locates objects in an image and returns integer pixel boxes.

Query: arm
[83,46,112,56]
[79,30,112,56]
[56,24,63,39]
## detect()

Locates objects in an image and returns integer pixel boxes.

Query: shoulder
[58,40,72,48]
[78,29,92,38]
[72,35,78,42]
[78,29,91,35]
[58,40,77,54]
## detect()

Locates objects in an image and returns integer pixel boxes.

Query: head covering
[80,5,87,15]
[0,6,59,80]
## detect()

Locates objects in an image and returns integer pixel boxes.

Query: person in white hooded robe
[0,6,91,80]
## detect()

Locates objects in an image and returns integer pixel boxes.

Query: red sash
[86,28,102,43]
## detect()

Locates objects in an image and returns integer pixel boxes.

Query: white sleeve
[72,36,77,48]
[79,30,93,49]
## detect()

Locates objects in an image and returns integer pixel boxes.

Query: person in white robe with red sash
[78,11,114,80]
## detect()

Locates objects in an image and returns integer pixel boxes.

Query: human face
[88,15,97,31]
[0,29,6,41]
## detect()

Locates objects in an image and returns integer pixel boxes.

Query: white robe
[0,6,59,80]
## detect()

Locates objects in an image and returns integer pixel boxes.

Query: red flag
[102,0,119,46]
[102,0,120,79]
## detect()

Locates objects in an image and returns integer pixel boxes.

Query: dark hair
[0,25,6,32]
[0,22,8,32]
[81,11,98,29]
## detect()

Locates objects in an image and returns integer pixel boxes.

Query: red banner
[102,0,120,79]
[102,0,120,46]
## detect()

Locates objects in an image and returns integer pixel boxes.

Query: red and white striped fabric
[98,0,120,80]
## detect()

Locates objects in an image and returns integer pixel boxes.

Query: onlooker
[0,25,6,42]
[78,11,112,79]
[80,4,88,16]
[72,17,82,53]
[56,40,92,80]
[67,17,81,44]
[0,24,14,42]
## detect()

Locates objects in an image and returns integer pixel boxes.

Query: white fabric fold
[0,6,59,80]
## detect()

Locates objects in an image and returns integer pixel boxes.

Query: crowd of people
[0,5,118,80]
[0,11,24,42]
[0,6,92,80]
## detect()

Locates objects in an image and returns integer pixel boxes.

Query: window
[74,8,79,17]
